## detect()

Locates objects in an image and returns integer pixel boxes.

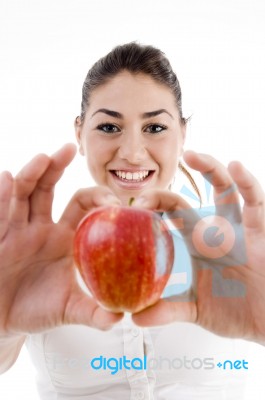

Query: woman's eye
[145,124,167,134]
[97,124,120,134]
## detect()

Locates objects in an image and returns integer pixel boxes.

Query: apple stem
[129,197,135,206]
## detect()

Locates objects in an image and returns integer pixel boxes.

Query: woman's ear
[74,116,84,155]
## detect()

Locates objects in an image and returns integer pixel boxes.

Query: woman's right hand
[0,144,123,339]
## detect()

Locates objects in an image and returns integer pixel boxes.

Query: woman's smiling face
[76,70,186,205]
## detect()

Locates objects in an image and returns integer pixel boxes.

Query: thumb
[60,186,121,231]
[64,285,124,330]
[132,297,197,327]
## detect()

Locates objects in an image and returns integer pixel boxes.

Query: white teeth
[114,170,150,181]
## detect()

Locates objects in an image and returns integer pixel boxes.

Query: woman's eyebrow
[91,108,123,119]
[141,109,173,119]
[91,108,173,119]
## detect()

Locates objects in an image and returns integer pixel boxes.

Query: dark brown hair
[79,42,201,203]
[80,42,186,124]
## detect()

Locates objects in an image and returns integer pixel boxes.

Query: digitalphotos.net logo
[51,354,249,375]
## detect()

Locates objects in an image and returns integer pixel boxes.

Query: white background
[0,0,265,398]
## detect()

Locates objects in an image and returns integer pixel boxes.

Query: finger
[228,161,265,232]
[183,151,241,218]
[60,186,121,230]
[183,150,239,200]
[10,154,51,228]
[132,298,197,327]
[133,189,200,239]
[64,286,124,330]
[0,171,13,239]
[133,188,192,211]
[30,143,77,222]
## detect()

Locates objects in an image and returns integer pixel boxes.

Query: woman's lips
[109,169,155,189]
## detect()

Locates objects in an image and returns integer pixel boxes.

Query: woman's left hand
[132,151,265,346]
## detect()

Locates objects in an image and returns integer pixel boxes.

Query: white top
[26,320,249,399]
[25,223,250,399]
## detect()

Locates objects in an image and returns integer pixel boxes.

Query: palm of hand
[132,152,265,344]
[0,220,77,334]
[173,176,265,341]
[0,145,123,336]
[193,224,265,341]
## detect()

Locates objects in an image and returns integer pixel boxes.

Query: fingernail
[133,197,148,206]
[194,152,204,160]
[103,193,121,204]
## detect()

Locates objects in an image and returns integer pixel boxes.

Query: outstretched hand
[132,151,265,345]
[0,144,123,338]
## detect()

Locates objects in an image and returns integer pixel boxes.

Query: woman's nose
[118,132,147,164]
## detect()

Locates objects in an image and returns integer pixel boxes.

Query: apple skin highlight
[74,205,174,313]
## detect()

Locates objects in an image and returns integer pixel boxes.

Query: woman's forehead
[88,71,178,113]
[92,70,169,90]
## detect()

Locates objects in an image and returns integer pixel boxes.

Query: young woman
[0,42,264,399]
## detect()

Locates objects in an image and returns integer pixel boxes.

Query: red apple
[74,205,174,313]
